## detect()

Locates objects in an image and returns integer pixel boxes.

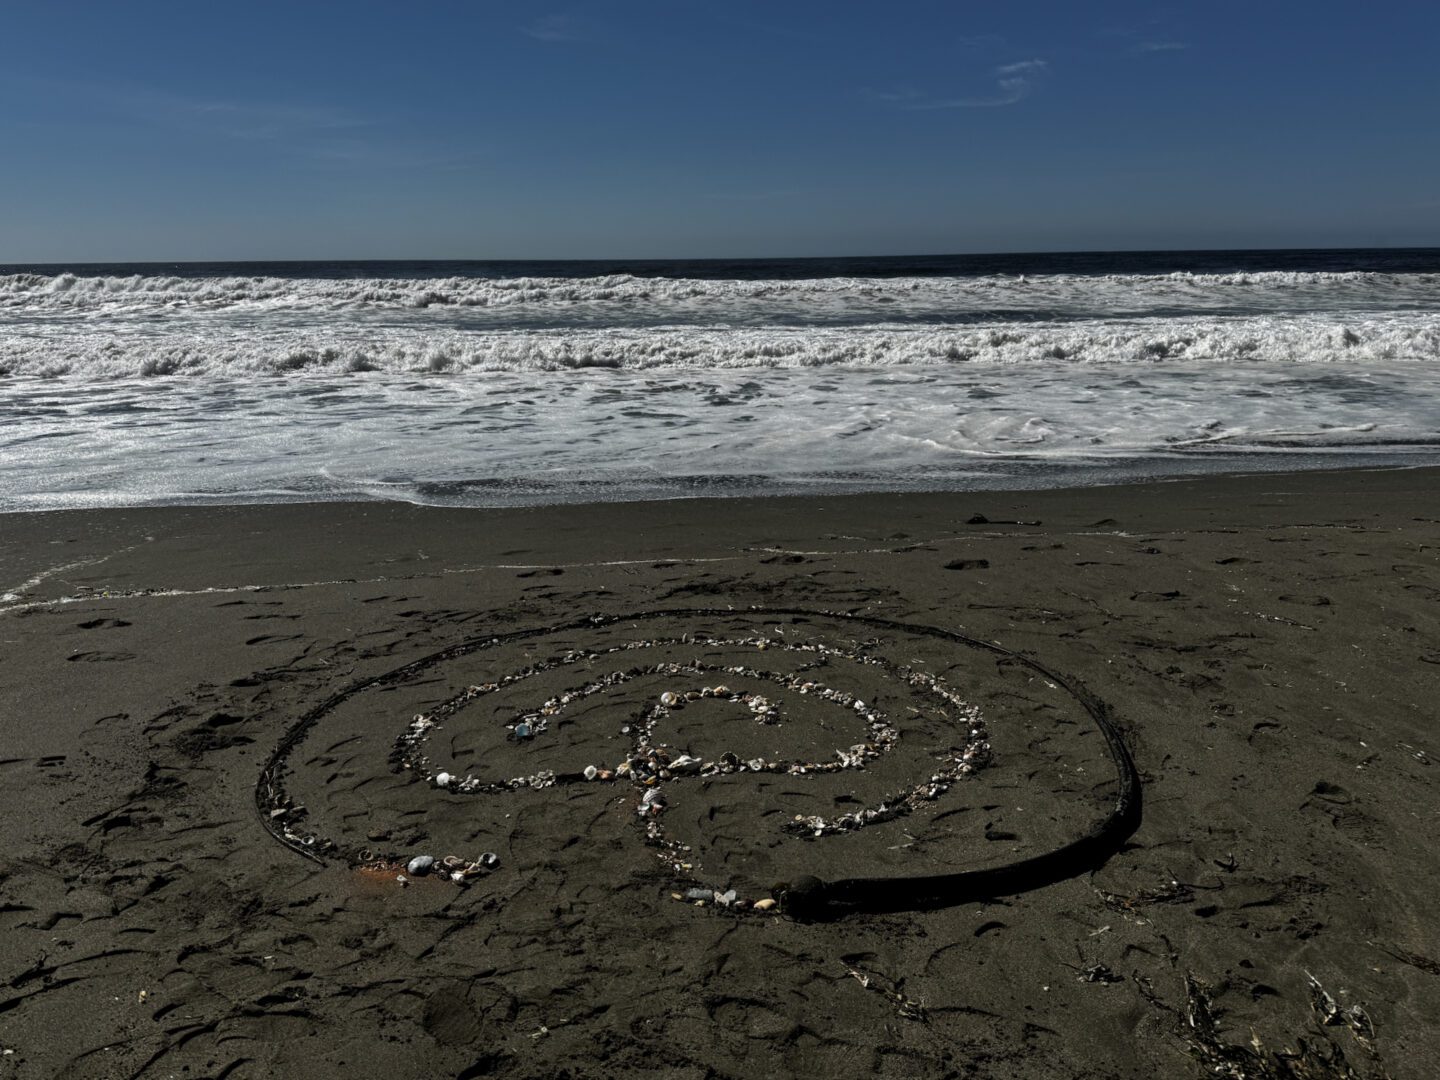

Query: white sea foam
[3,267,1438,510]
[3,270,1439,319]
[2,314,1438,379]
[4,358,1440,512]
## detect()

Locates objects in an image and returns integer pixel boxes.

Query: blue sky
[2,1,1438,261]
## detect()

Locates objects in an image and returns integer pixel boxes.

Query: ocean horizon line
[6,243,1440,275]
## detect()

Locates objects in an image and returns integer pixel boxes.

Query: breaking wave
[4,269,1439,320]
[3,315,1437,379]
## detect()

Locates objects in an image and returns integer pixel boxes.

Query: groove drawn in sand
[256,608,1140,916]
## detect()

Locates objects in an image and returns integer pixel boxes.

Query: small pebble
[435,772,452,787]
[406,855,435,876]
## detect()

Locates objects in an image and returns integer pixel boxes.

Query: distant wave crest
[3,269,1439,316]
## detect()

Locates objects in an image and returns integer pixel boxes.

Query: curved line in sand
[255,607,1140,917]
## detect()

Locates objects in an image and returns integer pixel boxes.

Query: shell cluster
[267,802,331,854]
[379,850,500,885]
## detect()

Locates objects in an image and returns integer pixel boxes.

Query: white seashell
[406,855,434,876]
[753,898,777,911]
[583,765,599,781]
[435,772,452,787]
[660,691,680,707]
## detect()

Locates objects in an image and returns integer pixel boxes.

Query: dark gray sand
[1,468,1438,1079]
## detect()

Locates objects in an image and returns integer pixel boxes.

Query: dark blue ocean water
[7,246,1440,282]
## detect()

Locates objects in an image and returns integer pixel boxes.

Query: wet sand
[2,468,1438,1079]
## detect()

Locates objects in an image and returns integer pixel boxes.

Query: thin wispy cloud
[700,11,821,43]
[955,33,1006,52]
[702,188,807,202]
[171,97,488,171]
[1100,18,1192,56]
[522,13,583,42]
[171,99,365,142]
[302,140,489,172]
[118,89,391,162]
[861,87,925,105]
[10,75,492,173]
[1096,18,1161,39]
[11,76,370,143]
[893,58,1050,109]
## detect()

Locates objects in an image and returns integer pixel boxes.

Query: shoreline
[6,454,1440,519]
[2,466,1437,1077]
[5,464,1437,603]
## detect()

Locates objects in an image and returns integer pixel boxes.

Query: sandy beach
[2,466,1438,1079]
